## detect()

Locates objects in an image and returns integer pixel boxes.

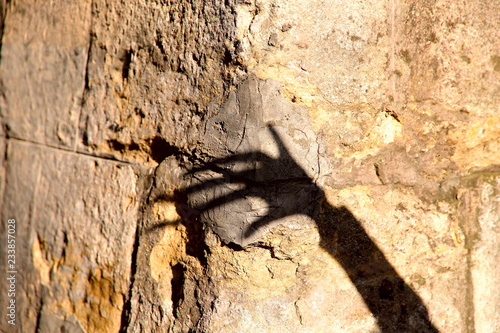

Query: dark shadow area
[171,262,185,318]
[174,126,439,332]
[146,191,209,267]
[149,136,180,163]
[0,1,9,57]
[318,204,438,332]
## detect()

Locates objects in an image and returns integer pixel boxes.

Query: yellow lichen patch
[152,200,181,223]
[314,103,402,159]
[32,236,51,285]
[61,264,127,333]
[150,225,187,281]
[149,201,188,304]
[57,264,126,333]
[83,267,124,333]
[32,236,128,333]
[449,116,500,172]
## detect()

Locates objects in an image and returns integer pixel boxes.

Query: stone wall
[1,0,499,332]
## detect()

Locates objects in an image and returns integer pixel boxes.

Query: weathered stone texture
[0,140,142,333]
[0,0,91,148]
[79,0,238,161]
[1,0,500,332]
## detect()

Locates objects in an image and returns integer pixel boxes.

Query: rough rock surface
[1,0,499,333]
[189,75,326,247]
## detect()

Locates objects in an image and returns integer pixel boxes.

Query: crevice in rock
[250,242,277,258]
[294,299,304,326]
[223,241,245,252]
[383,107,401,123]
[464,253,476,333]
[149,136,180,163]
[121,48,132,81]
[172,189,210,266]
[107,139,126,151]
[6,135,138,165]
[119,170,155,333]
[118,207,141,333]
[75,0,94,153]
[105,136,181,164]
[374,163,383,183]
[0,0,11,57]
[171,262,185,318]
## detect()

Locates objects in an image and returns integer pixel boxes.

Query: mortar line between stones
[0,138,8,221]
[74,0,94,153]
[390,0,396,100]
[119,168,155,332]
[465,251,476,333]
[462,187,477,333]
[41,76,49,149]
[23,60,36,116]
[0,0,7,57]
[28,153,43,269]
[7,136,139,165]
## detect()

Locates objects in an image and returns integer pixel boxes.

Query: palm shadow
[175,126,439,332]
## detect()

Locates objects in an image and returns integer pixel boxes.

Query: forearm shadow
[318,203,439,333]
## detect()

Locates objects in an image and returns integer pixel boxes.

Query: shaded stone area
[187,76,326,247]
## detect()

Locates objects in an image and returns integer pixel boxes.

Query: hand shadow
[180,126,439,333]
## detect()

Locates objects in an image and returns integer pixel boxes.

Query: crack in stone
[7,136,139,165]
[74,0,94,153]
[119,167,155,333]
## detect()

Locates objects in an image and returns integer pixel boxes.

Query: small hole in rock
[150,136,179,163]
